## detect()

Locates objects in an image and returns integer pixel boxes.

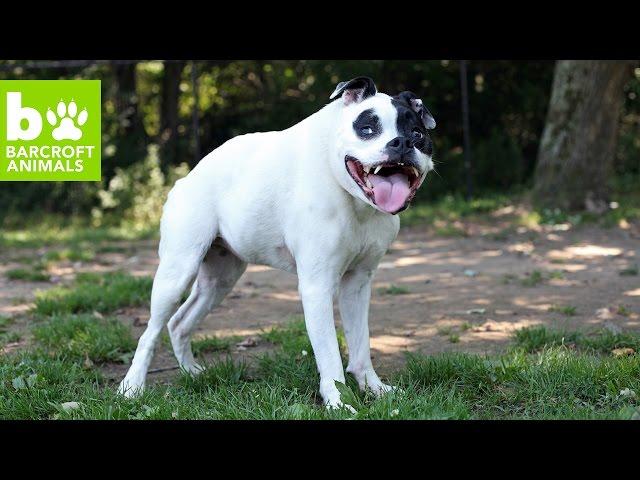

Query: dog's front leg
[297,274,352,411]
[339,269,394,396]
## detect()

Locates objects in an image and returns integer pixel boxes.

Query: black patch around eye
[391,100,433,156]
[352,109,382,139]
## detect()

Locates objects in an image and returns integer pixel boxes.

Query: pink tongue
[369,173,411,213]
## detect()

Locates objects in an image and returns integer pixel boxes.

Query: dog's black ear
[330,77,377,105]
[396,91,436,129]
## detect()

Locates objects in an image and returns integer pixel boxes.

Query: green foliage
[2,60,639,224]
[6,268,50,282]
[377,284,410,295]
[401,192,513,227]
[620,265,639,276]
[42,248,96,263]
[32,314,136,363]
[261,316,313,354]
[513,326,640,354]
[0,219,156,249]
[33,272,153,316]
[548,305,577,316]
[0,60,556,220]
[402,348,640,419]
[0,331,21,348]
[521,270,544,287]
[2,319,640,419]
[0,316,13,331]
[177,358,248,392]
[192,335,241,357]
[95,144,190,232]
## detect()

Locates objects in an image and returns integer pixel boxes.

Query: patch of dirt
[2,224,639,378]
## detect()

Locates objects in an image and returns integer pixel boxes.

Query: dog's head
[328,77,435,215]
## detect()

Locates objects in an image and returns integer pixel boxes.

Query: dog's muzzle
[345,155,423,214]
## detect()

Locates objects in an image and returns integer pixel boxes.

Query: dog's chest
[332,214,399,273]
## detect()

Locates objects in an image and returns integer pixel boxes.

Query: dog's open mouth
[345,156,422,214]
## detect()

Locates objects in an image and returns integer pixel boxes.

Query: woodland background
[1,60,638,230]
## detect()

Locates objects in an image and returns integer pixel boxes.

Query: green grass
[437,326,453,336]
[2,315,640,419]
[0,316,13,331]
[0,331,21,347]
[95,245,132,254]
[548,305,577,316]
[42,248,96,263]
[549,270,565,280]
[0,217,157,249]
[617,305,632,317]
[377,284,410,296]
[6,267,50,282]
[402,348,640,419]
[514,326,640,355]
[192,335,241,357]
[620,265,639,276]
[33,271,153,316]
[521,270,544,287]
[401,193,513,228]
[31,314,136,363]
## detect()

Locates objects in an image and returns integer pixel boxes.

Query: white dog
[119,76,435,409]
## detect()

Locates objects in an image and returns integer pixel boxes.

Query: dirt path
[1,223,639,378]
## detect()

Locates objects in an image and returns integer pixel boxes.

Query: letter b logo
[6,92,42,140]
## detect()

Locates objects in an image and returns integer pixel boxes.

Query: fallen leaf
[619,388,637,398]
[236,337,258,348]
[612,348,635,357]
[472,321,501,332]
[467,308,486,315]
[12,376,26,390]
[596,307,615,320]
[61,401,81,412]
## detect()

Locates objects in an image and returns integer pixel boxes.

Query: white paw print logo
[46,99,88,141]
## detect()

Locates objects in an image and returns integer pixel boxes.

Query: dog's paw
[180,361,205,376]
[117,378,145,398]
[348,367,399,397]
[325,400,357,414]
[321,380,357,414]
[370,382,404,397]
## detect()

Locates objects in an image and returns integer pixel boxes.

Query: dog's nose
[385,136,413,156]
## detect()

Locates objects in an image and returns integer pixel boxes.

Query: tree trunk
[159,60,185,169]
[112,62,145,138]
[110,62,147,173]
[532,60,633,212]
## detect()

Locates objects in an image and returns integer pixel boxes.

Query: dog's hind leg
[118,218,216,397]
[167,245,247,373]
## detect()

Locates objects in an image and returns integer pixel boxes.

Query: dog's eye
[412,128,424,141]
[361,126,374,136]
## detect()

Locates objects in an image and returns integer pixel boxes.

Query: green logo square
[0,80,101,181]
